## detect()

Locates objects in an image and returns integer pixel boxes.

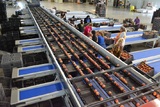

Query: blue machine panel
[20,82,63,100]
[19,64,54,75]
[20,39,40,43]
[22,45,44,51]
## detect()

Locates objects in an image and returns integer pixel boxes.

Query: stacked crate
[0,83,6,101]
[1,53,23,77]
[152,17,160,31]
[0,68,4,77]
[1,20,21,34]
[23,52,48,67]
[0,19,20,52]
[0,0,7,24]
[0,83,10,107]
[151,9,160,23]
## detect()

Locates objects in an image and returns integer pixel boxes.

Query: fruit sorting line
[20,6,160,107]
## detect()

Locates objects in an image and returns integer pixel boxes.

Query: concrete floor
[6,0,154,52]
[7,0,153,27]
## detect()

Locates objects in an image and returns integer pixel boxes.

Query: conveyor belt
[92,25,122,31]
[66,11,93,15]
[21,19,34,26]
[25,6,160,107]
[12,63,56,79]
[19,14,31,19]
[20,30,38,36]
[148,60,160,75]
[131,47,160,61]
[75,18,110,24]
[111,31,143,38]
[21,9,29,14]
[11,81,65,106]
[15,38,41,45]
[107,34,158,48]
[19,26,36,30]
[20,28,37,32]
[66,14,97,20]
[17,44,45,52]
[91,18,110,22]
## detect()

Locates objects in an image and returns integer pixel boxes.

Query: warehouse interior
[0,0,160,107]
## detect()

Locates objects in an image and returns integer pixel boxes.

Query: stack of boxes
[0,17,21,52]
[1,53,23,77]
[0,83,6,101]
[0,0,7,24]
[151,9,160,23]
[152,17,160,31]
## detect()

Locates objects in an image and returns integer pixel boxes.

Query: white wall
[129,0,160,9]
[129,0,144,8]
[146,0,160,8]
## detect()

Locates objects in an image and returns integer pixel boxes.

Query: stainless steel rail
[28,6,81,107]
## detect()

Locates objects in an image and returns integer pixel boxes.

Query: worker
[51,7,56,15]
[97,31,106,48]
[83,23,93,39]
[134,16,140,30]
[114,26,126,47]
[112,38,124,58]
[69,16,76,27]
[77,20,84,32]
[60,12,66,21]
[84,15,92,24]
[92,30,98,43]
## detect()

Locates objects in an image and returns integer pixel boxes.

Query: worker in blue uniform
[97,31,106,48]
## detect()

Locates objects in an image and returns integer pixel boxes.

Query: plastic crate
[104,31,111,38]
[0,83,5,101]
[0,68,4,77]
[120,51,133,64]
[105,38,114,45]
[135,62,154,76]
[93,23,100,27]
[142,31,157,39]
[0,77,11,88]
[0,101,10,107]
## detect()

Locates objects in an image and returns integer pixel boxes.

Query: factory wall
[129,0,160,9]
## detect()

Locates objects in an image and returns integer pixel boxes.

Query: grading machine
[9,3,160,107]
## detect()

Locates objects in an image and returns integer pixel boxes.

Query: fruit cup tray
[135,61,154,76]
[120,51,133,64]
